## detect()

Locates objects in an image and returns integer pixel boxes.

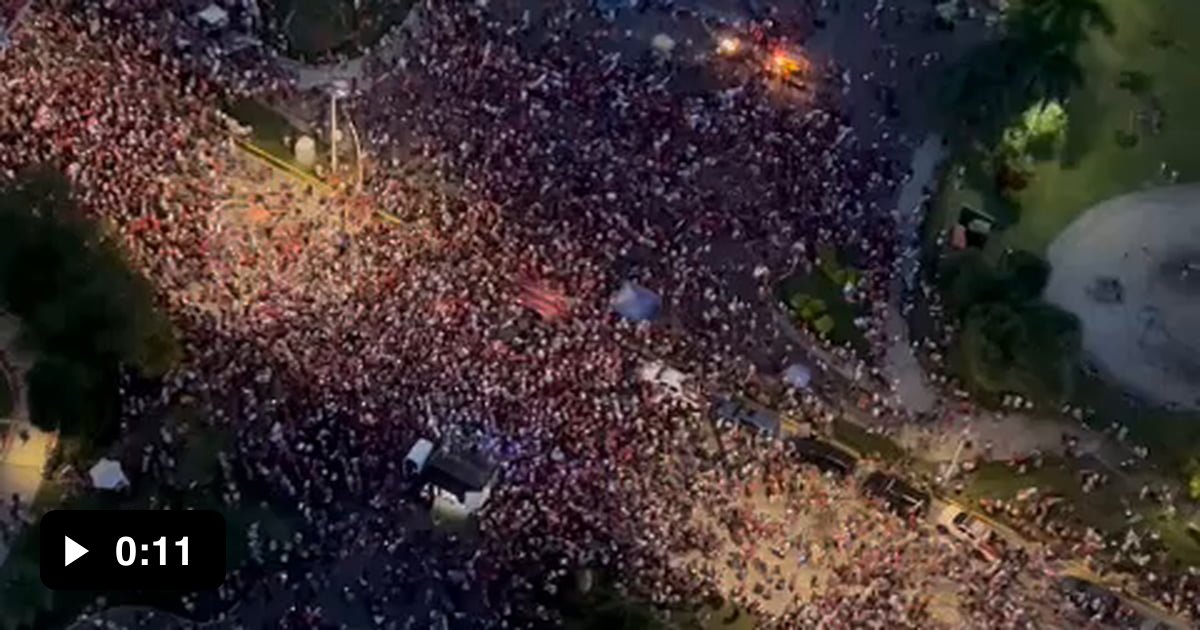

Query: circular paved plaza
[1044,184,1200,410]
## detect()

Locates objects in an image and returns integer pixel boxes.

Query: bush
[562,583,666,630]
[1001,100,1068,162]
[1187,459,1200,501]
[960,301,1080,403]
[813,314,837,337]
[941,250,1080,404]
[803,297,827,322]
[940,250,1051,314]
[817,245,859,289]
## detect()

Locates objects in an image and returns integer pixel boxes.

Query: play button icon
[63,536,88,567]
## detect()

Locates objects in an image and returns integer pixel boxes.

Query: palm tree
[1014,0,1115,44]
[940,37,1036,141]
[942,0,1115,141]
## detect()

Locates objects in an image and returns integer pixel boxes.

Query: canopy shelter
[196,4,229,28]
[651,34,676,54]
[783,362,812,389]
[89,458,129,490]
[404,438,435,476]
[612,282,661,321]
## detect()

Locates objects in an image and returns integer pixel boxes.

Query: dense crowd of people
[1,0,1198,628]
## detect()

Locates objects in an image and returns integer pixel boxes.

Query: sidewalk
[0,314,51,566]
[881,133,945,414]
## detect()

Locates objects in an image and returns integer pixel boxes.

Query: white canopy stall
[89,458,129,490]
[404,438,435,476]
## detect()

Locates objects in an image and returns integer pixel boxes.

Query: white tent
[89,458,129,490]
[611,282,661,321]
[196,4,229,28]
[651,34,676,54]
[783,363,812,389]
[404,438,435,476]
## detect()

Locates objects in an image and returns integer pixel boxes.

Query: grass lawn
[831,417,907,463]
[1003,0,1200,253]
[928,0,1200,255]
[1145,510,1200,570]
[224,98,319,173]
[957,458,1129,533]
[1069,370,1200,473]
[777,270,868,355]
[958,457,1200,569]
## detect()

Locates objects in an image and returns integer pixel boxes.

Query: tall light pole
[347,117,364,193]
[329,90,339,174]
[328,80,351,177]
[941,426,972,486]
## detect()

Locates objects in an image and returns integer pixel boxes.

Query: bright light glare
[770,51,801,75]
[717,37,740,55]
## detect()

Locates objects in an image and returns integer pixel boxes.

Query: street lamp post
[941,426,972,486]
[329,91,338,174]
[328,80,351,177]
[347,118,364,193]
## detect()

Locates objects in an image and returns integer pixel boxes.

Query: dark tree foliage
[960,300,1081,403]
[998,249,1051,302]
[1186,458,1200,501]
[940,250,1011,318]
[941,249,1051,314]
[0,171,179,442]
[940,250,1080,403]
[941,0,1114,144]
[563,585,666,630]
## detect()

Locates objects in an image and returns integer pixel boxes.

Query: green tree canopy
[941,0,1113,143]
[0,171,179,441]
[563,585,666,630]
[940,249,1051,312]
[1186,459,1200,502]
[940,250,1009,317]
[1014,0,1115,43]
[960,300,1080,404]
[941,249,1080,404]
[998,249,1051,301]
[25,356,112,443]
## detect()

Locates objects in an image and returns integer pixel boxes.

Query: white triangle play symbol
[64,536,88,567]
